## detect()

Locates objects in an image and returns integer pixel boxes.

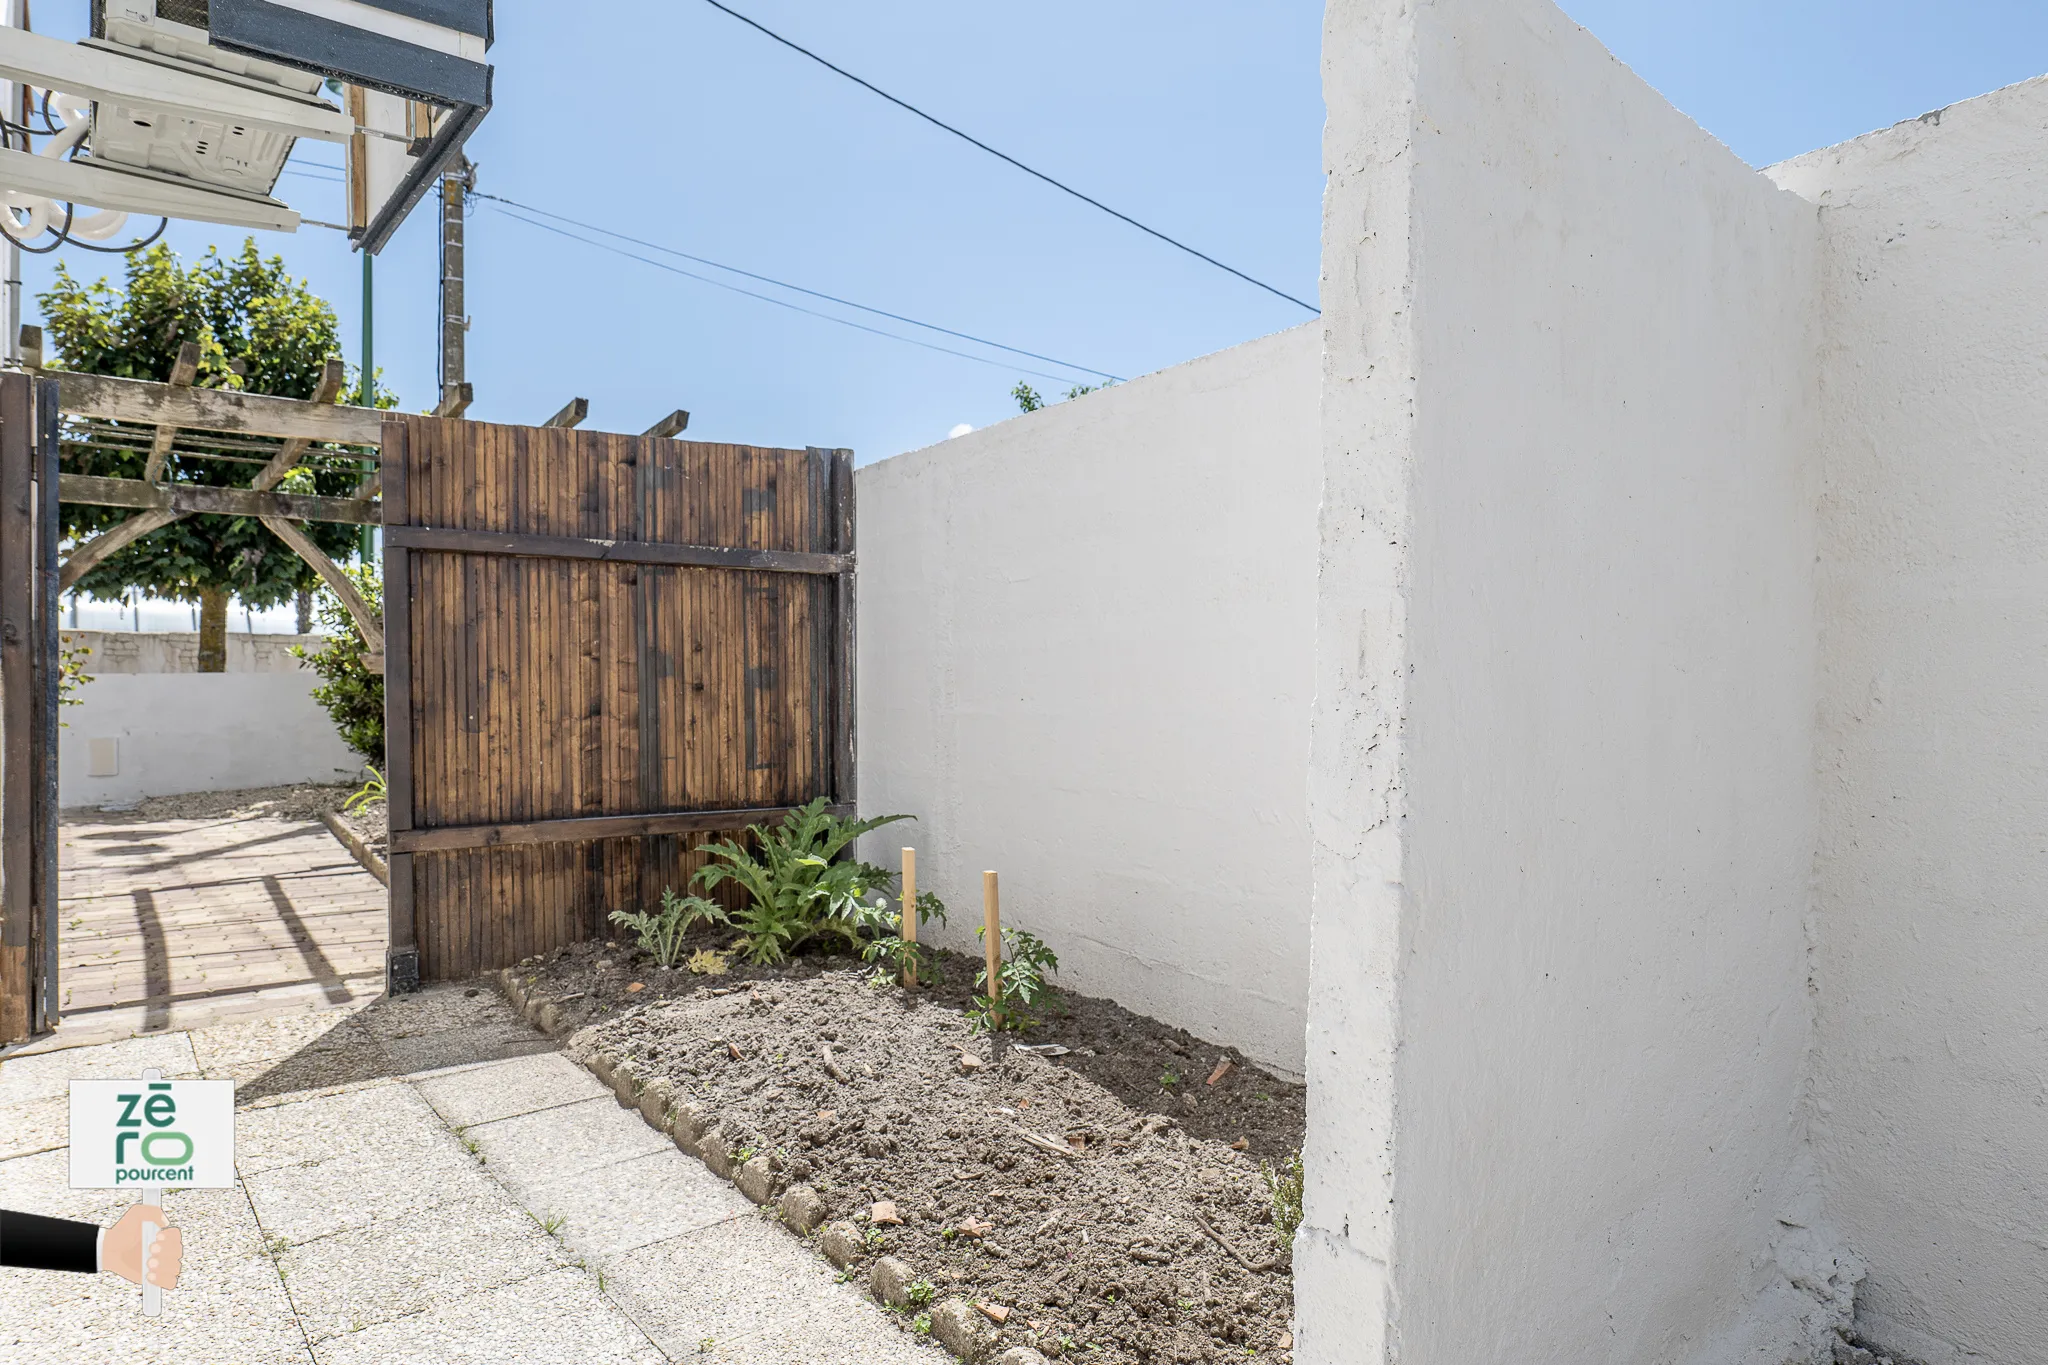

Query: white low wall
[1771,79,2048,1365]
[856,324,1321,1075]
[1308,1,1828,1362]
[60,633,365,806]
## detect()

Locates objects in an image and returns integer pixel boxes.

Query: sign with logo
[68,1079,236,1190]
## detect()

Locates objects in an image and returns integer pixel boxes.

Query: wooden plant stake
[983,870,1003,1029]
[901,847,918,988]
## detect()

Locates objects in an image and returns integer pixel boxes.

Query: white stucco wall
[1308,2,1832,1362]
[60,633,364,806]
[855,324,1320,1075]
[1769,80,2048,1365]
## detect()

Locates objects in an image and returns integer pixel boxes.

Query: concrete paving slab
[187,1007,370,1080]
[234,1030,396,1103]
[0,1031,197,1104]
[0,1147,128,1222]
[241,1139,500,1245]
[233,1080,440,1176]
[607,1218,946,1365]
[522,1147,754,1259]
[278,1185,575,1343]
[308,1266,664,1365]
[464,1095,670,1193]
[414,1050,611,1128]
[0,1182,311,1365]
[0,1094,72,1161]
[351,986,505,1041]
[373,1024,557,1076]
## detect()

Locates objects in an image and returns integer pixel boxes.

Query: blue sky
[21,0,2048,473]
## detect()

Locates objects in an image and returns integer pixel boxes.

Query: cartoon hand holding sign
[60,1066,235,1315]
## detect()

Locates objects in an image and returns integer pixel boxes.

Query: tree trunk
[197,588,229,673]
[296,589,312,634]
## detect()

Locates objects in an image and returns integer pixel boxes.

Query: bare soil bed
[334,798,387,861]
[517,939,1304,1364]
[65,780,360,823]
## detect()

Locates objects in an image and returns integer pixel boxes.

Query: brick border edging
[489,968,1048,1365]
[319,808,388,886]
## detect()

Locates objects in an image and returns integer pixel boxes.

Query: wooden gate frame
[378,421,858,991]
[0,372,60,1042]
[1,367,860,1034]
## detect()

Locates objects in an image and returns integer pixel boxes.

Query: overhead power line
[480,202,1112,386]
[475,191,1122,383]
[692,0,1319,316]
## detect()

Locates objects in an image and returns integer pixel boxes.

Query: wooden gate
[381,416,855,986]
[0,372,62,1042]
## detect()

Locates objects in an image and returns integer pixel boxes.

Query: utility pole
[438,156,473,413]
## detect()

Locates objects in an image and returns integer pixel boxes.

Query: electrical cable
[483,203,1102,386]
[692,0,1318,316]
[474,190,1123,382]
[52,214,167,253]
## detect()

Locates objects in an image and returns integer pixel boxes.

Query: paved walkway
[58,814,386,1024]
[0,985,944,1365]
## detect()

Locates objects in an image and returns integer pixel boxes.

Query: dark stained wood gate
[0,371,62,1043]
[380,416,855,985]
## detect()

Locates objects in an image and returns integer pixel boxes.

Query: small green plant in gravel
[1160,1069,1182,1089]
[342,766,386,814]
[906,1279,935,1308]
[694,799,917,964]
[1262,1150,1305,1253]
[913,1312,933,1336]
[610,888,728,969]
[968,924,1060,1033]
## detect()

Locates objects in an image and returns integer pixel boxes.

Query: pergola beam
[542,397,588,429]
[142,340,200,484]
[642,409,690,439]
[54,370,386,444]
[58,473,379,525]
[250,357,347,492]
[260,515,382,654]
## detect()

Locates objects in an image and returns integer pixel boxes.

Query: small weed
[735,1146,757,1165]
[865,1227,887,1251]
[939,1227,959,1241]
[67,916,82,930]
[342,766,387,813]
[1160,1070,1182,1089]
[698,1339,716,1355]
[264,1233,289,1260]
[611,888,728,969]
[912,1312,933,1336]
[906,1279,935,1308]
[1261,1150,1305,1251]
[532,1211,565,1237]
[687,947,732,976]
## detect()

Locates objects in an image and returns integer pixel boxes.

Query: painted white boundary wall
[1308,1,1833,1362]
[856,324,1320,1075]
[1770,80,2048,1365]
[60,631,364,807]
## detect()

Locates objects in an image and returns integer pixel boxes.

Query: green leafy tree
[290,564,384,765]
[38,240,378,667]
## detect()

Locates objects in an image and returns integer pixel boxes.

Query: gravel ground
[518,939,1304,1364]
[65,779,364,823]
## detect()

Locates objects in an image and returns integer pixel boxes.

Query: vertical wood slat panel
[397,417,854,981]
[0,374,36,1041]
[33,378,60,1032]
[381,420,417,989]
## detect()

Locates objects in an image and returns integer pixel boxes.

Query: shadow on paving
[239,985,558,1102]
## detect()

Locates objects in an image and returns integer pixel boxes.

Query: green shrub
[610,888,729,969]
[292,563,383,765]
[692,799,915,964]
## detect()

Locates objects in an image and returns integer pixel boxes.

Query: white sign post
[68,1067,235,1317]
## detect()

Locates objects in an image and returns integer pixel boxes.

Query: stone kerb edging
[492,968,1050,1365]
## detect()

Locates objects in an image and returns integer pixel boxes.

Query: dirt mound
[524,942,1302,1363]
